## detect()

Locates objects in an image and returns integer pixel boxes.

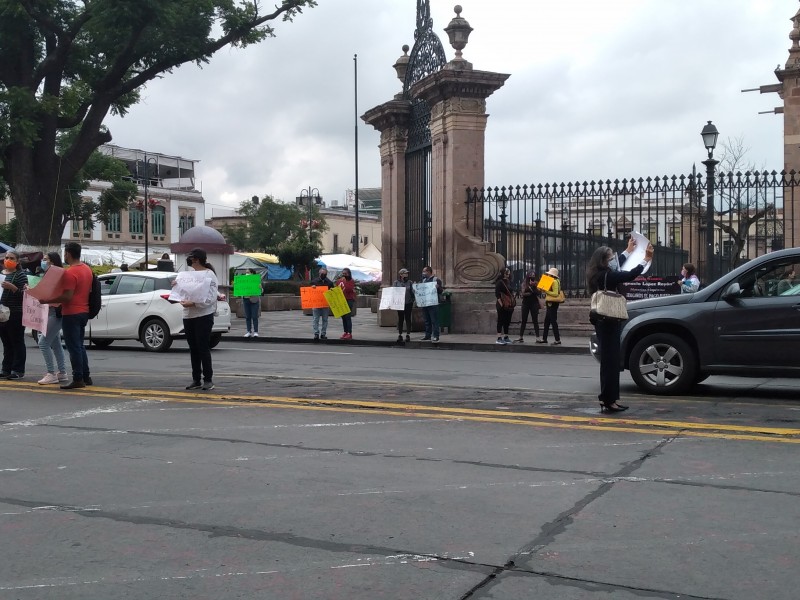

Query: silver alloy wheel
[637,342,685,389]
[141,318,172,352]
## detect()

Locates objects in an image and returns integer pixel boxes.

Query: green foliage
[263,280,304,295]
[0,216,17,244]
[357,281,381,296]
[276,236,320,280]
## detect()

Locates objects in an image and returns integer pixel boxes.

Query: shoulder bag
[499,281,516,310]
[590,271,628,321]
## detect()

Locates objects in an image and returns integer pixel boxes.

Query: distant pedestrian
[120,263,129,272]
[418,265,443,343]
[494,267,514,345]
[40,242,92,389]
[157,253,175,272]
[179,248,218,391]
[0,250,28,380]
[336,267,357,340]
[393,268,414,343]
[242,268,261,338]
[679,263,700,294]
[310,267,335,341]
[36,252,68,385]
[516,270,542,343]
[539,267,562,346]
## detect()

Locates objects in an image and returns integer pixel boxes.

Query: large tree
[0,0,316,249]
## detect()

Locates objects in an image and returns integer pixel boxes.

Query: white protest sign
[379,287,408,311]
[169,271,212,304]
[624,231,652,275]
[412,281,439,307]
[22,291,48,335]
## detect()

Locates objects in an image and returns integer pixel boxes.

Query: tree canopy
[0,0,316,248]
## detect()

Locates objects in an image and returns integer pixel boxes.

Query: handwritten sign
[168,271,212,304]
[324,286,351,318]
[412,282,439,307]
[22,291,48,335]
[26,265,65,302]
[300,286,330,309]
[379,287,407,311]
[536,274,555,292]
[232,274,261,297]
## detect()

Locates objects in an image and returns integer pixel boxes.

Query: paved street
[0,332,799,599]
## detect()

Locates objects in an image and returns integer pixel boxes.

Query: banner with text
[232,274,262,297]
[22,291,48,335]
[300,286,330,309]
[324,286,351,318]
[412,282,439,307]
[379,287,407,311]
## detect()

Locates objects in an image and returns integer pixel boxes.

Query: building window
[129,208,144,234]
[151,206,166,236]
[179,212,195,236]
[333,233,339,252]
[669,226,681,248]
[107,210,121,233]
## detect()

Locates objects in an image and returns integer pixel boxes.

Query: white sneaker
[57,372,69,382]
[38,373,60,385]
[243,332,252,338]
[252,332,259,338]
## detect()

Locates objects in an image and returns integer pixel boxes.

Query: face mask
[41,261,49,272]
[186,257,194,267]
[608,255,620,272]
[3,259,17,270]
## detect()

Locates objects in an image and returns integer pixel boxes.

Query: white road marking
[0,400,157,432]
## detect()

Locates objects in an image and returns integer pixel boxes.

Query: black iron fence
[466,170,798,295]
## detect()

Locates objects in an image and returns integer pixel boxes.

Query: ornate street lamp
[498,192,508,259]
[606,216,614,242]
[701,120,719,282]
[296,187,322,280]
[137,154,158,270]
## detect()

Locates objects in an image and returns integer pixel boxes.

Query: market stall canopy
[230,252,292,280]
[317,254,382,282]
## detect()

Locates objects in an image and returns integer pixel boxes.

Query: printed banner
[379,287,407,311]
[324,286,351,318]
[536,273,555,292]
[232,274,262,297]
[22,291,48,335]
[300,286,330,309]
[412,282,439,307]
[168,271,212,304]
[26,265,65,302]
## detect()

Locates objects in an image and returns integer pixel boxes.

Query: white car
[88,271,231,352]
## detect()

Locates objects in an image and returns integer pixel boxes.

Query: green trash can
[438,291,452,333]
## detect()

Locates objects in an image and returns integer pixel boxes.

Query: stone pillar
[362,99,410,284]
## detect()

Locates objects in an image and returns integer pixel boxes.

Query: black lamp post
[606,216,614,243]
[701,120,719,283]
[498,193,508,258]
[142,155,158,270]
[296,187,322,280]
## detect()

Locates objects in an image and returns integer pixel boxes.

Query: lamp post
[141,155,158,270]
[296,187,322,280]
[498,193,508,259]
[701,120,719,283]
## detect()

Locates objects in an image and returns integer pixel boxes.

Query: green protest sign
[232,274,262,297]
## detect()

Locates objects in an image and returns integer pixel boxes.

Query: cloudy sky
[105,0,794,217]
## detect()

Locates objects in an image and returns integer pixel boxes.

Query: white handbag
[590,272,628,321]
[0,304,9,323]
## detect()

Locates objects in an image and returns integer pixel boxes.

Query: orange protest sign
[300,285,330,309]
[536,273,555,292]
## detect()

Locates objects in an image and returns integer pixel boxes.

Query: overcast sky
[105,0,794,217]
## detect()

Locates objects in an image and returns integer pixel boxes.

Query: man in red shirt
[43,242,93,389]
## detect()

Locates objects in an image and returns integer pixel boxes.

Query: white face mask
[607,255,620,272]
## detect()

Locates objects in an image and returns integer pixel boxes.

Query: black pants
[0,311,26,375]
[184,313,214,383]
[496,305,512,335]
[595,317,623,405]
[397,303,413,334]
[519,299,540,338]
[542,302,560,342]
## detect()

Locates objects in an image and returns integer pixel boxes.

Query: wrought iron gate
[403,0,446,273]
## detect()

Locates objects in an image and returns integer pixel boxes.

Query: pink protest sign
[26,265,65,302]
[22,291,48,335]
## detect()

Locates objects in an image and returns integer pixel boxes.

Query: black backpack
[88,273,102,319]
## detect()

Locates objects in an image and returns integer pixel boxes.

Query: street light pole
[297,187,322,280]
[498,193,508,259]
[701,120,719,284]
[142,154,158,270]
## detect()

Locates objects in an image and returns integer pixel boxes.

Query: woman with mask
[517,270,542,343]
[678,263,700,294]
[36,252,68,384]
[586,238,653,413]
[336,268,357,340]
[0,250,29,379]
[177,248,218,391]
[494,267,515,345]
[539,268,563,346]
[393,268,414,343]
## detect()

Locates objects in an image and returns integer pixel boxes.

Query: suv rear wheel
[629,333,697,395]
[141,318,173,352]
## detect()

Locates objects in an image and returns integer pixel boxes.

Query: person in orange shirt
[42,242,93,389]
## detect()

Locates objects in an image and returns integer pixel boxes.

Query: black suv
[591,248,800,394]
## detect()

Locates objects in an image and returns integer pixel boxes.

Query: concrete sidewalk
[222,309,591,355]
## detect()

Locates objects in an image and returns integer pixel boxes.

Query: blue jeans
[341,300,355,334]
[312,308,329,336]
[62,313,90,381]
[243,299,260,333]
[422,305,439,339]
[38,308,66,374]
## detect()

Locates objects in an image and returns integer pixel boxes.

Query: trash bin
[438,291,452,333]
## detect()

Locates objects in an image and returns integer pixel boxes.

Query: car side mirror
[722,282,742,301]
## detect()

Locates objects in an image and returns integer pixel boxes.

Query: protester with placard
[539,268,563,346]
[335,268,357,340]
[239,269,262,338]
[175,248,219,391]
[310,267,334,341]
[0,249,29,380]
[393,268,414,343]
[35,252,68,385]
[418,265,443,343]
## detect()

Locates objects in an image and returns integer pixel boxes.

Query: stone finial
[444,5,473,69]
[393,45,411,85]
[788,6,800,68]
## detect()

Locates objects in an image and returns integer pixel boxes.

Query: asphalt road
[1,338,798,599]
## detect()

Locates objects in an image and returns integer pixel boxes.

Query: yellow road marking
[2,381,799,444]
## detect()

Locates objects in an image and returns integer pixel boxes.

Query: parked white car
[87,271,231,352]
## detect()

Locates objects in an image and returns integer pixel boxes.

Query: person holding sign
[393,268,414,343]
[241,269,262,338]
[0,250,28,380]
[310,267,335,341]
[336,268,357,340]
[418,265,443,343]
[36,252,68,385]
[539,268,563,346]
[177,248,219,391]
[494,268,515,345]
